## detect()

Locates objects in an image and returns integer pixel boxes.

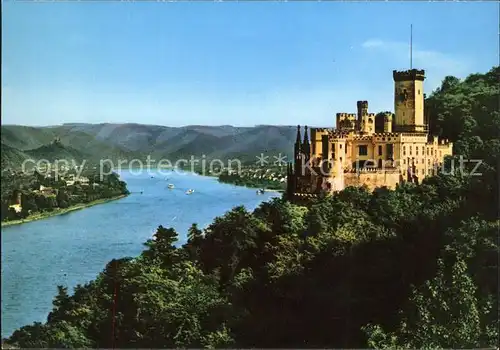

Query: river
[1,170,279,338]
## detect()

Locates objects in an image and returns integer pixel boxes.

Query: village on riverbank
[1,163,129,226]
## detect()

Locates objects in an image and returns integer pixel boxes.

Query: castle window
[409,146,412,155]
[418,89,421,95]
[427,148,429,156]
[386,144,394,160]
[421,169,424,175]
[416,147,419,156]
[428,159,431,165]
[403,146,406,156]
[339,144,342,149]
[378,145,383,156]
[322,135,329,160]
[358,145,368,156]
[403,159,406,165]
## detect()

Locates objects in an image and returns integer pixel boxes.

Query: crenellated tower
[357,100,374,134]
[357,100,368,128]
[393,69,426,132]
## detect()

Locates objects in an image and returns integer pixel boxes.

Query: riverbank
[225,184,284,193]
[1,194,128,228]
[120,165,285,193]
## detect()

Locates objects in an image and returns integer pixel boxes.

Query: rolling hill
[1,143,29,170]
[24,140,86,164]
[0,123,299,169]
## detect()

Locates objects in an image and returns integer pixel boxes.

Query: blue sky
[2,1,498,127]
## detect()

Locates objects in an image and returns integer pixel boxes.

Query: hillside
[24,141,86,164]
[0,143,28,170]
[0,124,298,169]
[4,66,499,349]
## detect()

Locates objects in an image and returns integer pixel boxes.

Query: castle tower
[393,69,426,132]
[356,100,368,130]
[357,101,373,134]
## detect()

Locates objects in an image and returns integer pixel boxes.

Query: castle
[286,68,453,200]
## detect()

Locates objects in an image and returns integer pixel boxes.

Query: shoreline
[118,167,285,193]
[1,194,128,228]
[218,180,284,193]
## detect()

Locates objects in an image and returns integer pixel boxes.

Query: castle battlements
[287,68,453,198]
[336,113,357,119]
[356,100,368,109]
[372,132,400,138]
[313,127,332,133]
[352,135,374,141]
[344,167,399,174]
[329,136,348,142]
[393,69,425,81]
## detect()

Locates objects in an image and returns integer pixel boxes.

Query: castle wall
[309,130,452,185]
[311,128,329,160]
[343,170,400,191]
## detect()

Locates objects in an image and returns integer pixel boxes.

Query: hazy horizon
[1,122,303,128]
[2,2,497,127]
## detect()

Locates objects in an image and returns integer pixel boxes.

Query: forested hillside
[4,67,499,348]
[0,124,298,169]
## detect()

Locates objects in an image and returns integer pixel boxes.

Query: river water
[1,170,279,338]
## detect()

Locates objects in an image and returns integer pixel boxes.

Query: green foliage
[1,171,129,222]
[364,258,497,349]
[218,170,286,191]
[4,67,499,348]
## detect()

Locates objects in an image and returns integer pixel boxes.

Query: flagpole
[410,24,413,70]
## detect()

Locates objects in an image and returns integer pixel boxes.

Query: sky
[2,1,498,127]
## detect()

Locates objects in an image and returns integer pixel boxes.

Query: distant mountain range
[1,123,299,169]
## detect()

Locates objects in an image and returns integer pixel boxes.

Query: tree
[184,223,204,262]
[363,258,498,349]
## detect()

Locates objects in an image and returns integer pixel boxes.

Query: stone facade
[286,68,453,199]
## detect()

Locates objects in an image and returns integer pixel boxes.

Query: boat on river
[186,189,194,195]
[168,184,175,189]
